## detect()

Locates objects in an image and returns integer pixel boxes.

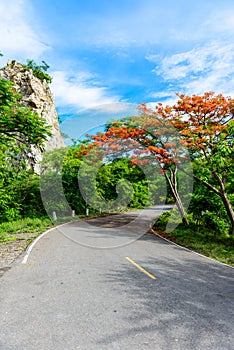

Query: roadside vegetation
[0,217,52,243]
[152,210,234,266]
[0,56,233,265]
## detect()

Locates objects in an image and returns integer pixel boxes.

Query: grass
[153,211,234,267]
[0,210,119,244]
[0,217,53,243]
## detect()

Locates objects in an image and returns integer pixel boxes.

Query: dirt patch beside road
[0,233,37,277]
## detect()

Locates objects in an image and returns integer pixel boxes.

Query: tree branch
[177,164,221,196]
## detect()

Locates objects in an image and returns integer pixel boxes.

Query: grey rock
[0,60,65,172]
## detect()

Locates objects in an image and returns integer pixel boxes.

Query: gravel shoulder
[0,232,37,276]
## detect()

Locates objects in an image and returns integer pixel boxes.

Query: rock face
[0,60,65,171]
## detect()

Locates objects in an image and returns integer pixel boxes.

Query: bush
[153,210,234,266]
[0,217,52,243]
[24,59,52,84]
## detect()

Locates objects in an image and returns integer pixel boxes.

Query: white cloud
[0,0,49,59]
[60,102,138,142]
[93,103,138,114]
[148,41,234,97]
[51,70,120,111]
[147,95,179,108]
[147,91,178,106]
[203,9,234,35]
[150,91,175,99]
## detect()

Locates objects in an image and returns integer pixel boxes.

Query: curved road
[0,206,233,349]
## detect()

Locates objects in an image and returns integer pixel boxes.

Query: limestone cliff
[0,60,65,171]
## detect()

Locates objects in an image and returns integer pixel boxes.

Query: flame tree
[92,92,234,233]
[92,110,192,225]
[168,92,234,234]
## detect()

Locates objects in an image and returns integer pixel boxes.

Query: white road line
[22,222,68,264]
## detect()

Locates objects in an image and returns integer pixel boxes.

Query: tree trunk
[175,192,189,225]
[178,165,233,233]
[165,167,189,225]
[219,192,234,235]
[210,171,234,235]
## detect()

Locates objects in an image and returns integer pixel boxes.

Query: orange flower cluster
[90,91,234,167]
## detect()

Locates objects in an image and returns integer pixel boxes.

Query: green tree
[90,92,234,232]
[169,93,234,234]
[40,142,163,218]
[91,116,191,224]
[136,93,234,234]
[0,78,51,222]
[96,158,164,209]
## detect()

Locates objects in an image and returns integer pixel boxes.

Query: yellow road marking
[125,257,156,280]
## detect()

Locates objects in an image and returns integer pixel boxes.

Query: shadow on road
[98,244,234,349]
[85,206,173,228]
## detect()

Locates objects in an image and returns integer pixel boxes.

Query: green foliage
[0,77,51,223]
[189,191,229,235]
[24,59,52,84]
[0,217,52,243]
[96,158,160,209]
[62,147,87,214]
[187,161,233,235]
[39,148,72,217]
[0,79,51,146]
[154,211,234,266]
[40,144,164,217]
[0,167,47,222]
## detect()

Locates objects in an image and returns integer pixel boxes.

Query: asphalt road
[0,206,233,350]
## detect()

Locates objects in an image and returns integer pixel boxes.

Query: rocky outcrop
[0,60,65,171]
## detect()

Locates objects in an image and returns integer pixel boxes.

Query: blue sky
[1,0,234,138]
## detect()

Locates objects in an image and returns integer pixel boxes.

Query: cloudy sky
[1,0,234,137]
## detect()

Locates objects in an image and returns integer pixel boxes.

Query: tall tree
[166,92,234,234]
[91,92,234,232]
[92,114,191,224]
[135,93,234,233]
